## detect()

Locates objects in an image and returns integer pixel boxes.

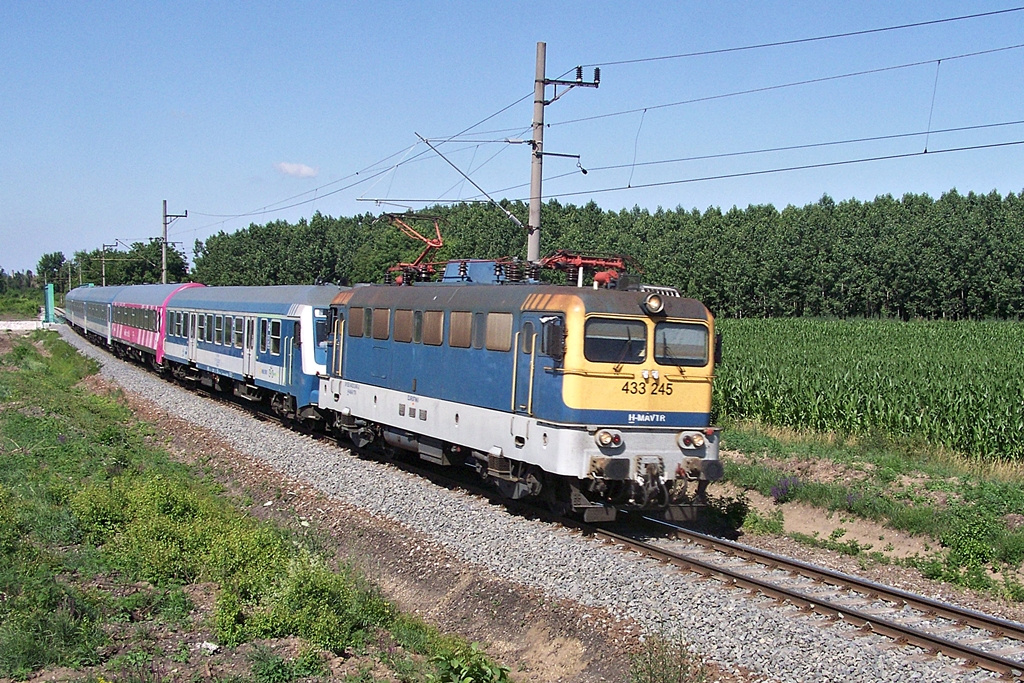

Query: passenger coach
[161,285,343,421]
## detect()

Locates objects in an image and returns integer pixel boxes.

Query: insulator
[458,260,468,278]
[575,66,583,82]
[594,67,601,84]
[494,262,503,279]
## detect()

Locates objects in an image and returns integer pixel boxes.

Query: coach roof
[168,285,346,315]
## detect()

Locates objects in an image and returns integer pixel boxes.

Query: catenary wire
[554,44,1024,128]
[583,6,1024,67]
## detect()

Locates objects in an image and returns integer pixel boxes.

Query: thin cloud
[274,162,319,178]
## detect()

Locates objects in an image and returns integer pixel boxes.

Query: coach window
[206,314,214,343]
[270,320,282,355]
[422,310,443,346]
[472,312,486,349]
[234,317,244,347]
[485,312,513,352]
[348,307,364,337]
[215,316,224,345]
[198,315,207,341]
[183,313,190,338]
[413,311,423,343]
[225,316,233,346]
[394,309,413,343]
[450,311,472,348]
[372,308,390,340]
[260,319,268,353]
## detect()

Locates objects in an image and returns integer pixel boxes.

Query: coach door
[188,313,198,359]
[243,317,257,377]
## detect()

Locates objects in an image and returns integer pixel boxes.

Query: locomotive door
[513,313,542,416]
[243,318,257,377]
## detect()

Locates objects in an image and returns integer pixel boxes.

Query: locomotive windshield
[654,322,708,366]
[584,318,646,364]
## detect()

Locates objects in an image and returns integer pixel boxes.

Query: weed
[628,633,707,683]
[741,508,784,535]
[770,476,801,504]
[249,645,327,683]
[427,642,509,683]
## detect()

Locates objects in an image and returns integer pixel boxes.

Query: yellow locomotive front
[528,289,722,518]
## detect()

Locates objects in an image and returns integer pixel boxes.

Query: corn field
[713,319,1024,461]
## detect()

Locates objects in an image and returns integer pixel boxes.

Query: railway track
[588,518,1024,679]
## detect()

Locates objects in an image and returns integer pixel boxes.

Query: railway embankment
[50,324,1016,683]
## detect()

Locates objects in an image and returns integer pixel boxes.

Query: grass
[0,291,42,319]
[0,330,514,681]
[721,418,1024,598]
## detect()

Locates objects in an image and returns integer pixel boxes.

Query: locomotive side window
[472,312,486,349]
[413,311,423,343]
[449,311,472,348]
[584,318,646,364]
[541,316,565,360]
[348,307,364,337]
[422,310,443,346]
[485,312,513,352]
[654,322,708,366]
[521,322,535,353]
[363,308,373,338]
[270,320,282,355]
[372,308,390,340]
[394,309,413,343]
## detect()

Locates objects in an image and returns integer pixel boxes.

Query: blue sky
[2,1,1023,274]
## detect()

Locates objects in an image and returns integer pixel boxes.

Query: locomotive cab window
[584,318,647,364]
[654,322,708,366]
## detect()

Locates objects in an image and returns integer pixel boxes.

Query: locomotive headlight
[642,293,665,315]
[676,431,705,449]
[595,429,623,448]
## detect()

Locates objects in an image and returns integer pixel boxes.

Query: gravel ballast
[58,327,1003,683]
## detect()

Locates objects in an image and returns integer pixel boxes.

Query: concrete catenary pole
[162,199,168,284]
[527,42,547,263]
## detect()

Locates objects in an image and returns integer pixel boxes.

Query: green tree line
[35,241,188,294]
[191,188,1024,320]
